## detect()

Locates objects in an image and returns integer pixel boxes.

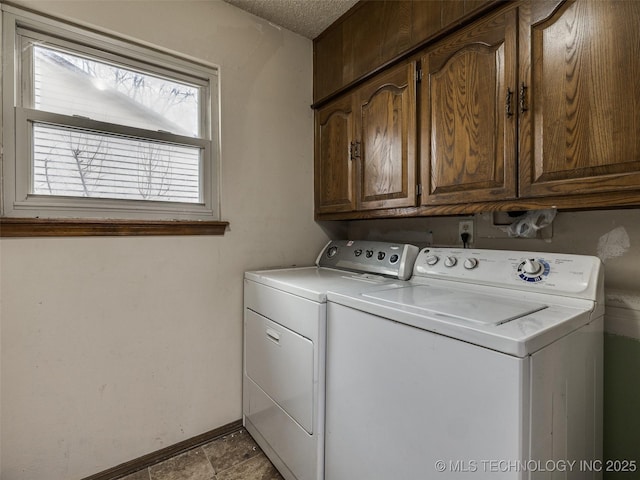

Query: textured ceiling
[223,0,358,39]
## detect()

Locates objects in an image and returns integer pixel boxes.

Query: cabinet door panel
[343,1,413,88]
[315,96,355,213]
[314,23,344,103]
[519,0,640,197]
[421,8,517,205]
[411,1,442,45]
[356,63,417,210]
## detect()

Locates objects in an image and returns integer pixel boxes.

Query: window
[1,5,221,225]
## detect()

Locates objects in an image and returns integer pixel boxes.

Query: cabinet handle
[520,83,529,114]
[506,88,514,117]
[350,141,361,160]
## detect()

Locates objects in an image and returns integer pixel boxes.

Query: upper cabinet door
[355,62,418,211]
[315,95,356,214]
[420,7,518,205]
[343,1,413,86]
[519,0,640,198]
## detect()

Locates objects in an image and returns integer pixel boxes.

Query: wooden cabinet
[315,95,355,214]
[342,2,413,89]
[420,6,517,205]
[356,62,418,210]
[518,0,640,198]
[315,62,418,215]
[314,0,496,103]
[420,0,640,209]
[314,0,640,219]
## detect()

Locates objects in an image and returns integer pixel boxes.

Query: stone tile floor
[121,428,283,480]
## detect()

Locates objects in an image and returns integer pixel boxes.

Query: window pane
[33,46,200,137]
[32,123,201,203]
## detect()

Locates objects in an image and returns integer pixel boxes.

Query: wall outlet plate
[458,220,474,246]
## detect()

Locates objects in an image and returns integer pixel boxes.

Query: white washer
[325,247,604,480]
[243,240,419,480]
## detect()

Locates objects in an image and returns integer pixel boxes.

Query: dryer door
[245,309,314,433]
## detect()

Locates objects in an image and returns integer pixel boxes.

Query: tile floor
[121,428,283,480]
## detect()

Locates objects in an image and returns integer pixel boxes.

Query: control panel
[412,247,602,301]
[317,240,419,280]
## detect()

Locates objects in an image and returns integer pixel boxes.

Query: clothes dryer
[243,240,419,480]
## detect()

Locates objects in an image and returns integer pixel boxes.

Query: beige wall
[0,1,328,478]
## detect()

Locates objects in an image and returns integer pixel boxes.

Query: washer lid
[363,285,547,325]
[245,266,402,302]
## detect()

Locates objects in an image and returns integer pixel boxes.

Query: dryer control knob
[444,256,457,267]
[523,258,543,275]
[425,255,439,266]
[463,258,478,270]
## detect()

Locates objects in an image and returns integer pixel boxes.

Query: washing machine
[325,247,604,480]
[243,240,419,480]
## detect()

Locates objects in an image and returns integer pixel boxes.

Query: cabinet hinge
[416,67,423,83]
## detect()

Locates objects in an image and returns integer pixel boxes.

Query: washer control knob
[389,254,399,264]
[444,256,457,267]
[327,246,338,258]
[354,249,363,257]
[377,251,386,261]
[365,250,374,258]
[523,258,543,275]
[463,258,478,270]
[425,255,439,266]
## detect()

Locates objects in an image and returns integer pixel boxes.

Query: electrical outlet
[458,220,474,246]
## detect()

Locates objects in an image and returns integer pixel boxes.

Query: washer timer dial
[517,258,550,283]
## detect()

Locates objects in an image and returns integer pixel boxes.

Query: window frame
[1,5,224,231]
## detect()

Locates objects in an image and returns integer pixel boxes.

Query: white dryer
[243,240,419,480]
[325,247,604,480]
